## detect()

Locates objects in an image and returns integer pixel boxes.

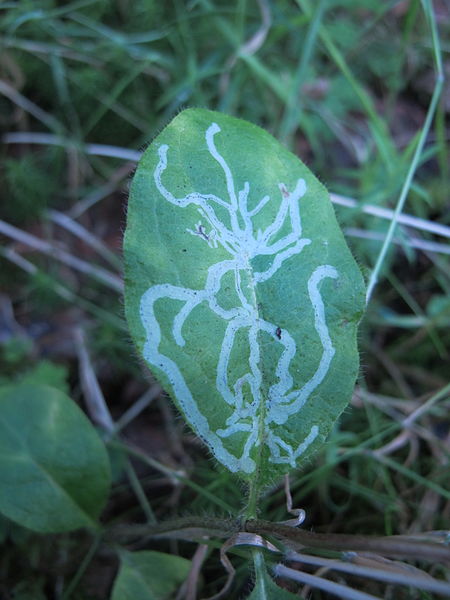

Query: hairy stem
[106,515,450,564]
[245,519,450,563]
[106,516,239,542]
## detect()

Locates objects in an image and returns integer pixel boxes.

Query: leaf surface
[111,550,190,600]
[247,567,299,599]
[124,108,365,482]
[0,383,111,532]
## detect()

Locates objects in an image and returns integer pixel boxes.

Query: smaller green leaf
[20,360,70,394]
[111,550,191,600]
[247,564,298,600]
[0,383,111,533]
[10,581,47,600]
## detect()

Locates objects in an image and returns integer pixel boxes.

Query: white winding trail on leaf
[140,122,338,472]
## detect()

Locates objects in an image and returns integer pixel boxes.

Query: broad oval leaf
[124,109,365,483]
[111,550,191,600]
[0,383,111,532]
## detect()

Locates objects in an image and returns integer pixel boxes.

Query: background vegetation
[0,0,449,598]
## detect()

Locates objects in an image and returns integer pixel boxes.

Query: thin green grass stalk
[201,473,243,508]
[6,0,99,28]
[403,381,450,427]
[435,92,449,186]
[0,79,64,134]
[235,0,248,41]
[357,0,406,43]
[67,11,172,65]
[365,0,444,303]
[112,386,160,434]
[365,451,450,501]
[365,81,443,303]
[424,0,444,75]
[125,460,156,524]
[403,0,421,41]
[295,0,396,169]
[173,0,202,103]
[361,407,399,532]
[279,0,326,144]
[108,440,236,513]
[287,422,401,505]
[0,246,126,331]
[61,534,101,600]
[83,61,150,136]
[327,473,397,511]
[50,53,82,135]
[386,271,447,358]
[197,0,290,105]
[0,35,99,63]
[237,52,287,104]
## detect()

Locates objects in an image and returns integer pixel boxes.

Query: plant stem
[245,519,450,563]
[107,515,450,564]
[245,476,261,520]
[106,516,239,542]
[252,549,268,592]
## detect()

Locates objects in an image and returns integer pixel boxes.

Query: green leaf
[10,581,48,600]
[247,568,299,600]
[19,360,70,394]
[247,552,298,599]
[111,550,191,600]
[0,383,111,532]
[124,108,365,483]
